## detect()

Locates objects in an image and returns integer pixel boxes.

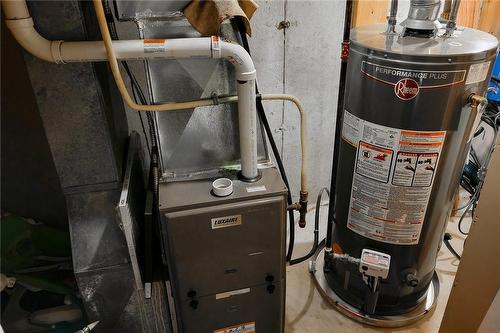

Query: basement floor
[285,205,467,333]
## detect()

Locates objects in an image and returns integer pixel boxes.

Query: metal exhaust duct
[403,0,441,36]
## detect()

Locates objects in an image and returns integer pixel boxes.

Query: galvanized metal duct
[404,0,441,34]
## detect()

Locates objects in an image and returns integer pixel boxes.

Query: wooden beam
[478,0,500,36]
[352,0,389,28]
[457,0,481,28]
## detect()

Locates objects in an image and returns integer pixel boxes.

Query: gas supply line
[2,0,310,226]
[258,94,309,228]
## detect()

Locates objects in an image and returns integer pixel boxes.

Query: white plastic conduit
[261,94,307,193]
[2,0,259,180]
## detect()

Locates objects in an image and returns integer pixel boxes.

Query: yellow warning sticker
[213,321,255,333]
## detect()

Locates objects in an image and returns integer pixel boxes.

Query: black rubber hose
[443,233,461,260]
[290,188,330,265]
[458,205,472,235]
[104,2,152,154]
[235,18,296,261]
[326,0,354,248]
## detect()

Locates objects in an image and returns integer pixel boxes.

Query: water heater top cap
[351,23,498,59]
[212,178,234,197]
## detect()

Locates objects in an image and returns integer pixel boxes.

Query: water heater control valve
[359,249,391,280]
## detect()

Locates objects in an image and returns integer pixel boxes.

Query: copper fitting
[297,191,309,228]
[468,93,487,107]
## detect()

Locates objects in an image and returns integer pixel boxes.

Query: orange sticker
[144,39,165,44]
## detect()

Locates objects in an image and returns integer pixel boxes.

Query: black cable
[443,233,461,260]
[104,3,151,154]
[326,0,354,248]
[104,1,160,229]
[458,204,472,235]
[290,188,330,265]
[460,179,475,195]
[470,147,481,167]
[234,18,296,262]
[473,126,484,138]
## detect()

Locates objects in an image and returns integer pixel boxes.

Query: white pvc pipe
[59,38,213,63]
[2,0,31,19]
[237,80,258,179]
[219,40,257,81]
[4,18,55,62]
[2,0,260,180]
[261,94,308,192]
[4,17,214,63]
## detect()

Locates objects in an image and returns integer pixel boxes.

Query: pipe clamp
[51,41,65,64]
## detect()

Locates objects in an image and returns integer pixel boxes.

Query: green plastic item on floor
[1,214,86,332]
[1,214,71,274]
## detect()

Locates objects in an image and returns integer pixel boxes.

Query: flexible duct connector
[403,0,441,36]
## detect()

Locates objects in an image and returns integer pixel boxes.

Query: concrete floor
[285,203,468,333]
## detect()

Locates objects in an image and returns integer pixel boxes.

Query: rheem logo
[394,78,419,100]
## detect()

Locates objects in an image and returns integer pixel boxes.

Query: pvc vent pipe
[2,0,259,180]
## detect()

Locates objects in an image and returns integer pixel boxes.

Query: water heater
[314,18,498,326]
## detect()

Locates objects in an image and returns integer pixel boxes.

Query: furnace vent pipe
[2,0,259,180]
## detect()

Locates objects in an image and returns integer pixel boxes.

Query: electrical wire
[457,99,500,211]
[458,200,473,235]
[443,233,461,260]
[104,0,160,224]
[234,18,297,262]
[103,1,151,153]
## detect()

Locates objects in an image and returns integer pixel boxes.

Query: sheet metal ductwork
[404,0,441,33]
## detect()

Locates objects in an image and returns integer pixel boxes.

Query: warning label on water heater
[342,111,446,245]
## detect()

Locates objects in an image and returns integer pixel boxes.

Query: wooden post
[457,0,481,29]
[352,0,389,27]
[478,0,500,36]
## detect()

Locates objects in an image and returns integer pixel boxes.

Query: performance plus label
[361,61,466,100]
[342,110,446,245]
